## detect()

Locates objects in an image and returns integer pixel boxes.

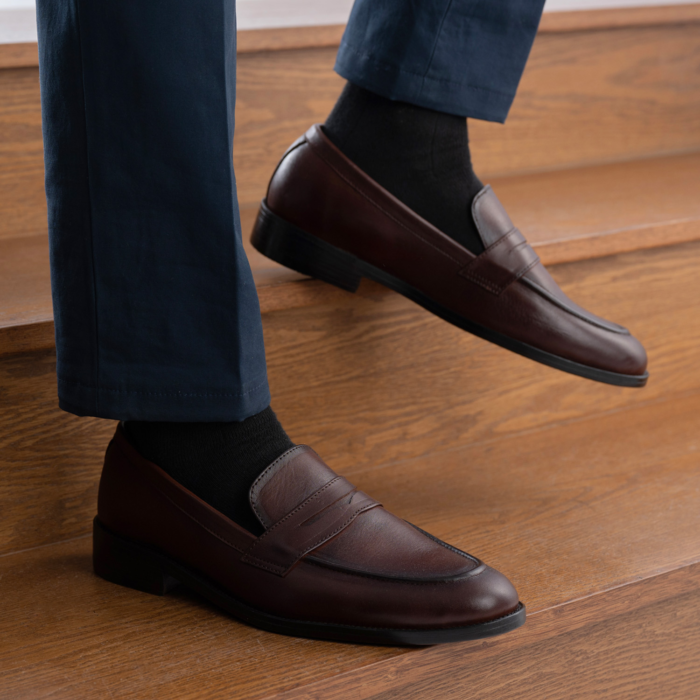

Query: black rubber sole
[251,200,649,388]
[93,518,526,646]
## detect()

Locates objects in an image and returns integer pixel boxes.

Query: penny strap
[459,228,540,295]
[242,476,381,576]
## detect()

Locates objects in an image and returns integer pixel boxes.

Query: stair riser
[1,241,698,556]
[2,23,700,241]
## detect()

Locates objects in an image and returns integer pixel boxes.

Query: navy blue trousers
[36,0,545,422]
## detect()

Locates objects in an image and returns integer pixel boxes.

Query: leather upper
[265,125,647,378]
[98,425,521,630]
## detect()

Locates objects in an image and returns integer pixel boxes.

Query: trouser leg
[335,0,546,122]
[36,0,270,421]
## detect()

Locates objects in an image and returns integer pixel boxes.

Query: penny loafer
[251,125,648,388]
[94,424,525,646]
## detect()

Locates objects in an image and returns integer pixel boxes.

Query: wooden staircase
[1,7,700,698]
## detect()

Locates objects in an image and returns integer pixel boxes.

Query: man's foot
[94,424,525,646]
[251,124,648,388]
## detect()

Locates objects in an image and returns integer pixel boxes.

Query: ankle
[125,407,294,534]
[324,83,484,254]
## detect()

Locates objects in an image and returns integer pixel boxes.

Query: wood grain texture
[538,3,700,32]
[0,235,50,330]
[271,575,700,700]
[0,42,38,70]
[1,240,699,555]
[494,152,700,265]
[1,392,699,699]
[0,348,116,556]
[0,66,45,241]
[2,24,699,242]
[237,24,345,54]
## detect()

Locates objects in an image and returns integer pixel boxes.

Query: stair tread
[1,392,699,699]
[2,151,699,355]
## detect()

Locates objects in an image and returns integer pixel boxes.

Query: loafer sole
[251,200,649,389]
[93,517,526,646]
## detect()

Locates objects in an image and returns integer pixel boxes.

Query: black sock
[324,83,485,254]
[125,406,293,535]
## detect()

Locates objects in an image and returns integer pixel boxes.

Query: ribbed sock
[324,82,485,254]
[125,406,293,535]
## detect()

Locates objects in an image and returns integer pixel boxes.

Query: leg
[37,0,269,422]
[36,0,523,644]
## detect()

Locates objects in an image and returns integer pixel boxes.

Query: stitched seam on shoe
[307,139,462,265]
[459,229,539,294]
[305,557,489,585]
[249,445,309,527]
[256,477,345,540]
[459,271,502,294]
[460,257,538,295]
[239,554,286,575]
[406,522,481,566]
[244,501,379,574]
[460,258,540,294]
[520,277,630,335]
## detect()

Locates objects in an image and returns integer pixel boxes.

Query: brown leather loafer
[251,125,648,388]
[94,424,525,646]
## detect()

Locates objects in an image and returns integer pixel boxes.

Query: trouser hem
[57,375,272,422]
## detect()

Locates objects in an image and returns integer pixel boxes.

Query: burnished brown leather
[97,424,521,632]
[262,124,648,383]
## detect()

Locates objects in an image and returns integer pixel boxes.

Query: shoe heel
[93,518,179,596]
[251,200,362,292]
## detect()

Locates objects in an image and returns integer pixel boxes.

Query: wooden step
[2,14,699,242]
[1,392,699,699]
[1,236,699,556]
[3,150,700,356]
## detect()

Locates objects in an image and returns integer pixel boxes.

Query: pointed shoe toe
[457,564,521,624]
